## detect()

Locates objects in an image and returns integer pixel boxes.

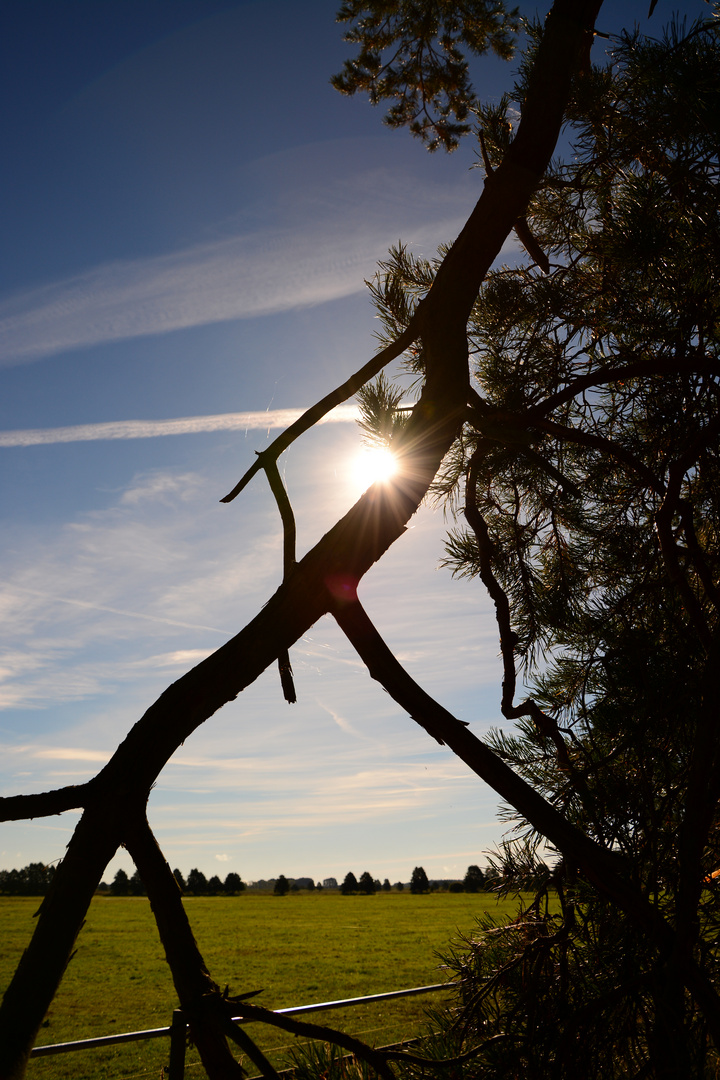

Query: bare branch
[262,456,298,703]
[0,784,90,823]
[124,813,247,1078]
[220,325,418,504]
[228,1000,395,1080]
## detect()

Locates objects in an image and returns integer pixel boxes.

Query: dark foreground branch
[125,813,247,1078]
[330,596,631,898]
[0,784,90,823]
[228,1001,395,1080]
[330,594,720,1046]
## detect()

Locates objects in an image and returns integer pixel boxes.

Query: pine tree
[186,868,208,895]
[340,872,359,895]
[223,872,244,894]
[5,5,720,1077]
[110,869,130,896]
[363,12,720,1076]
[359,871,376,894]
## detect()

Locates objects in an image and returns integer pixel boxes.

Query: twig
[262,456,298,703]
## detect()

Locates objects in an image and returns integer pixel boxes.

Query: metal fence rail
[30,981,457,1076]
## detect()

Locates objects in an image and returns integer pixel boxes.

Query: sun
[352,445,398,491]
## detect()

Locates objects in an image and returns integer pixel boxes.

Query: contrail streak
[0,404,359,448]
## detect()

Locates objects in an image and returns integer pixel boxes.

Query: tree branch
[525,353,720,422]
[220,325,418,504]
[262,455,298,703]
[0,784,90,823]
[124,812,247,1079]
[227,1000,395,1080]
[329,593,720,1043]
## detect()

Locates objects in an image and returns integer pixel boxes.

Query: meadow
[0,890,526,1080]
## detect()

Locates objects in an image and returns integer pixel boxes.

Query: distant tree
[274,874,289,896]
[26,864,54,895]
[186,868,208,895]
[341,872,358,895]
[0,864,55,896]
[463,865,485,894]
[483,866,501,891]
[111,869,130,896]
[0,870,19,895]
[449,881,464,893]
[410,867,429,894]
[207,875,222,895]
[395,881,404,892]
[128,870,145,896]
[173,868,186,891]
[382,878,391,892]
[223,872,244,894]
[294,877,315,890]
[359,871,376,894]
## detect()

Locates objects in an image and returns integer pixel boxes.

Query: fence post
[168,1009,186,1080]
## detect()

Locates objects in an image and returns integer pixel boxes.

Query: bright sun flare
[352,445,398,491]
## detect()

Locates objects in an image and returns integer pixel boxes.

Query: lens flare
[352,445,398,491]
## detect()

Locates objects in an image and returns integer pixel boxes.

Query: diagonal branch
[330,595,654,925]
[534,416,665,495]
[124,812,247,1079]
[220,325,418,504]
[329,594,720,1043]
[228,1000,396,1080]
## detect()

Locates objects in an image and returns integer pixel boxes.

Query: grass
[0,891,527,1080]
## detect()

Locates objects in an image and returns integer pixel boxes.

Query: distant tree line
[108,867,246,896]
[0,862,496,898]
[335,866,496,894]
[0,864,56,896]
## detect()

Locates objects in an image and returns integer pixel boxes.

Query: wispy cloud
[0,174,474,367]
[0,405,358,447]
[0,581,229,634]
[0,121,514,370]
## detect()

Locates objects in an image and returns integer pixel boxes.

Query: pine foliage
[356,12,720,1076]
[332,1,520,150]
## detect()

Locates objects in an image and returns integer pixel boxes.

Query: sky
[0,0,708,886]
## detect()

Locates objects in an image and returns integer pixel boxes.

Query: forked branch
[220,324,418,504]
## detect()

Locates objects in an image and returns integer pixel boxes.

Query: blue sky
[0,0,705,885]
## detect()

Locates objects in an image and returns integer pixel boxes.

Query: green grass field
[0,891,526,1080]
